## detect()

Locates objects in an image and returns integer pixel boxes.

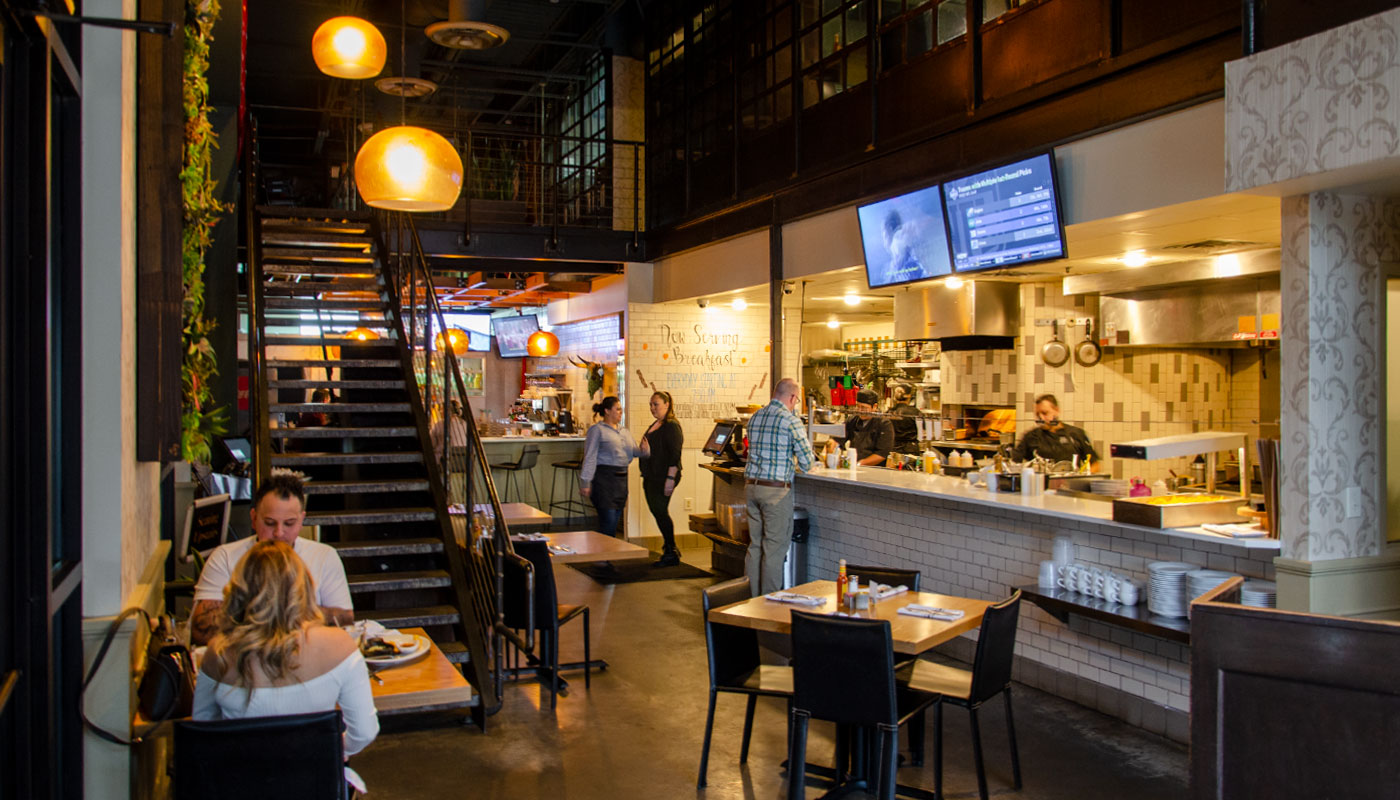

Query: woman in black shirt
[639,390,684,567]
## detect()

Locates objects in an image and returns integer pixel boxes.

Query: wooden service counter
[793,465,1279,745]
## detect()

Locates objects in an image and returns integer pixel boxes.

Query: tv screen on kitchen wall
[941,152,1067,272]
[492,314,539,358]
[856,183,955,289]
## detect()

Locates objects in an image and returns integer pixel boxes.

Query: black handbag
[82,607,197,745]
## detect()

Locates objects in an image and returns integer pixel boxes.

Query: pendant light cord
[400,0,406,126]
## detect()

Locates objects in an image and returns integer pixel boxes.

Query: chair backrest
[968,590,1022,704]
[846,564,921,592]
[500,542,536,631]
[512,539,559,628]
[518,445,541,469]
[702,577,761,688]
[790,611,897,726]
[174,710,345,800]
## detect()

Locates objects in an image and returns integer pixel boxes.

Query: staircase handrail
[243,115,272,485]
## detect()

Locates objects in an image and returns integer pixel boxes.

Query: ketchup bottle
[837,559,848,607]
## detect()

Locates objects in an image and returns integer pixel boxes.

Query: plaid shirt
[744,399,816,483]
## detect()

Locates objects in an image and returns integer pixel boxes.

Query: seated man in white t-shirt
[191,472,353,645]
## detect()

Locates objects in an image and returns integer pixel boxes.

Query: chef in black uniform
[1010,394,1099,467]
[824,388,895,466]
[888,384,922,455]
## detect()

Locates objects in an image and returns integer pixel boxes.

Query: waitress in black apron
[579,396,639,538]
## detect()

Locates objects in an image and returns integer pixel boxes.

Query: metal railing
[243,118,273,485]
[379,211,535,706]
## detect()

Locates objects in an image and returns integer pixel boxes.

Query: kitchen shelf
[1014,584,1191,644]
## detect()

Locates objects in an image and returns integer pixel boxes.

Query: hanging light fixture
[354,0,463,211]
[345,327,381,341]
[436,327,470,355]
[311,17,387,79]
[427,0,509,50]
[528,329,560,357]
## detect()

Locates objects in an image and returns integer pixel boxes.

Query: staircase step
[357,605,460,628]
[263,279,382,295]
[270,426,417,439]
[263,262,378,277]
[262,247,376,263]
[270,402,410,414]
[306,507,437,526]
[438,640,470,664]
[261,230,375,250]
[263,335,395,347]
[302,478,431,494]
[267,359,401,369]
[268,379,405,390]
[260,217,370,235]
[348,570,451,594]
[330,538,445,557]
[256,205,373,221]
[264,297,386,311]
[271,451,423,466]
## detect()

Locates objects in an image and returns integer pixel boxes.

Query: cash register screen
[702,422,736,457]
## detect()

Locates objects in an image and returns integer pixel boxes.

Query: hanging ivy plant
[180,0,229,463]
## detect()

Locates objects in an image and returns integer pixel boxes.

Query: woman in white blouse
[193,540,379,760]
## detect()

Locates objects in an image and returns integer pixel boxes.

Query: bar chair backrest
[702,577,761,687]
[968,591,1022,705]
[846,565,921,592]
[790,611,897,727]
[517,444,540,469]
[174,710,345,800]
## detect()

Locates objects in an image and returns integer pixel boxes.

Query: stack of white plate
[1240,580,1277,608]
[1090,479,1132,498]
[1185,569,1239,615]
[1147,562,1195,618]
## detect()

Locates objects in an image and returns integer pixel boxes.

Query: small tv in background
[493,314,539,358]
[942,152,1067,272]
[856,183,954,289]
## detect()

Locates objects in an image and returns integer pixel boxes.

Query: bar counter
[793,465,1279,744]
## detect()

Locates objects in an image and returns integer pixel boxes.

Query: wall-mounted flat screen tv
[856,183,954,289]
[942,152,1067,272]
[492,314,539,358]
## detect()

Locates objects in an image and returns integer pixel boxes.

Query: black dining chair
[491,444,542,507]
[174,710,346,800]
[503,538,590,709]
[697,577,794,789]
[787,611,939,800]
[901,590,1023,800]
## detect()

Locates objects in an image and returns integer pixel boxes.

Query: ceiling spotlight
[826,318,840,329]
[732,298,748,311]
[311,16,386,79]
[944,276,964,290]
[843,293,861,306]
[427,0,509,50]
[697,298,710,309]
[1215,253,1242,278]
[1121,250,1149,268]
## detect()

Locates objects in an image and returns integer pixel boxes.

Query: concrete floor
[350,547,1188,799]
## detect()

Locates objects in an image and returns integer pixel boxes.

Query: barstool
[490,445,542,508]
[549,460,589,518]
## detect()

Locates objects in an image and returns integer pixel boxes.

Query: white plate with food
[360,633,429,667]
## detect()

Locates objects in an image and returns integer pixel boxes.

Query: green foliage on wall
[181,0,228,463]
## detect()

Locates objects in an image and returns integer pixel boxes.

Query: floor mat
[567,559,716,584]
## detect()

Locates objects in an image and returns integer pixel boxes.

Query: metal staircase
[243,199,515,726]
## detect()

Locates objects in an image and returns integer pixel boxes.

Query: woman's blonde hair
[211,540,324,689]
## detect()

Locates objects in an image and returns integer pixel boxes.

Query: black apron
[591,468,629,511]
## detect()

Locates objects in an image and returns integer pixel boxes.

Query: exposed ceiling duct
[427,0,510,50]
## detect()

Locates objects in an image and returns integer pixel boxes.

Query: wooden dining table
[367,627,475,715]
[511,530,651,564]
[708,579,992,655]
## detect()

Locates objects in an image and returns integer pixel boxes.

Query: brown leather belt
[745,478,791,489]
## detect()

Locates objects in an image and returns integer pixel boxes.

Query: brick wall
[940,281,1270,483]
[528,314,622,425]
[797,477,1277,742]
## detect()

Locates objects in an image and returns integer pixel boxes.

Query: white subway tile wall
[796,480,1275,716]
[939,281,1271,483]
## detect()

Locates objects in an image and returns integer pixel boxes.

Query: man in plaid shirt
[744,377,817,596]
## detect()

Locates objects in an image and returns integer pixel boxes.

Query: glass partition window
[798,0,870,109]
[880,0,966,71]
[738,0,795,132]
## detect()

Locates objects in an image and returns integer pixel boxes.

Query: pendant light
[312,17,387,79]
[353,0,464,211]
[527,329,559,357]
[345,327,381,341]
[436,327,470,355]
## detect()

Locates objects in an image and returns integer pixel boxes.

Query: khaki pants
[745,483,795,597]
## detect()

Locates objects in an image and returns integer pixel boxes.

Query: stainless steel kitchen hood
[1097,275,1279,348]
[894,281,1019,349]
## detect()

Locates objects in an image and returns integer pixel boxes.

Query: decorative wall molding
[1275,547,1400,617]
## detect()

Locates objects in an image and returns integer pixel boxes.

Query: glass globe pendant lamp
[527,329,559,357]
[354,126,463,212]
[311,17,387,79]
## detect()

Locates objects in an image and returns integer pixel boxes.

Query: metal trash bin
[783,507,810,589]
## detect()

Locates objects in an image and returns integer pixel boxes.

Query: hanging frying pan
[1042,320,1069,367]
[1075,320,1102,367]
